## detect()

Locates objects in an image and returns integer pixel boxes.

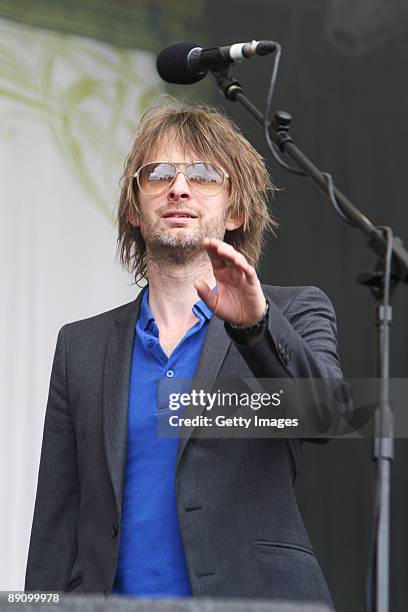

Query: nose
[167,171,191,201]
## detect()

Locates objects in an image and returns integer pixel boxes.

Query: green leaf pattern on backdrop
[0,18,165,220]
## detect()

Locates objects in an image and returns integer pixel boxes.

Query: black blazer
[25,284,342,606]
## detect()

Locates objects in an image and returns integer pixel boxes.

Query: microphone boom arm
[212,67,408,283]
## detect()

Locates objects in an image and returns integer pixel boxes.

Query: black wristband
[227,299,269,336]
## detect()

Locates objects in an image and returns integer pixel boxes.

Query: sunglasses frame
[133,161,230,197]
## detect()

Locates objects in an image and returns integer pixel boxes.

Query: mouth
[162,210,198,223]
[162,210,198,219]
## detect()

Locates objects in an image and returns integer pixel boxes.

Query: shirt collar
[192,294,213,321]
[137,285,215,332]
[138,286,155,332]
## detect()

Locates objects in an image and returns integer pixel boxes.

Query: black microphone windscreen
[156,42,206,85]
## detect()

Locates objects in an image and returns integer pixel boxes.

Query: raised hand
[194,238,267,326]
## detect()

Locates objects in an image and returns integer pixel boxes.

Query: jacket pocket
[254,539,316,557]
[66,571,84,592]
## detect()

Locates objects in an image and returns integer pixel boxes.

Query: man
[25,103,342,606]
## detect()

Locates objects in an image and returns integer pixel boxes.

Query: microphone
[156,40,276,85]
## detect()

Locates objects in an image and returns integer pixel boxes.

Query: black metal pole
[373,295,393,612]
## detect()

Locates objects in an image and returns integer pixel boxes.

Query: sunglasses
[133,161,230,197]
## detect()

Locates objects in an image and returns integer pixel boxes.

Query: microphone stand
[211,67,408,612]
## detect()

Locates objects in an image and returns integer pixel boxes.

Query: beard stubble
[141,213,228,265]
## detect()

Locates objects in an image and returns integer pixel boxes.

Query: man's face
[130,140,241,264]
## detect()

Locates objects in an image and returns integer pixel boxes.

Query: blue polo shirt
[112,286,212,596]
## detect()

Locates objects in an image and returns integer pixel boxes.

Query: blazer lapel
[176,314,231,470]
[102,293,143,515]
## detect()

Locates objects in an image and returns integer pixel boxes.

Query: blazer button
[111,522,119,537]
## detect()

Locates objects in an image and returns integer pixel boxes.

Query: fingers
[203,238,258,284]
[203,240,227,271]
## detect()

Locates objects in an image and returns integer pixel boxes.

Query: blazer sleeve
[25,325,80,591]
[225,286,343,442]
[225,285,342,380]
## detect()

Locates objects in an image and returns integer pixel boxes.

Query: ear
[225,212,244,231]
[127,206,140,228]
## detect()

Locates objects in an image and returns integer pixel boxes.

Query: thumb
[194,279,218,311]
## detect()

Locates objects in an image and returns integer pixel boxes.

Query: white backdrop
[0,18,162,589]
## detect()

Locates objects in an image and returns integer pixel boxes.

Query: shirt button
[166,370,174,378]
[147,339,154,348]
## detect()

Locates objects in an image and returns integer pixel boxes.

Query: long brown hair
[116,103,278,285]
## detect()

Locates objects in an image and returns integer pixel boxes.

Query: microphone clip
[212,67,243,102]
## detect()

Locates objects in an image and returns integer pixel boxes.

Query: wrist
[228,299,269,335]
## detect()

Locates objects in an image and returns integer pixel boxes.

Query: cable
[323,172,356,227]
[262,45,361,232]
[263,43,306,175]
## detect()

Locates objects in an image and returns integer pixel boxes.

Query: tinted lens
[186,163,224,195]
[138,163,176,195]
[136,162,225,196]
